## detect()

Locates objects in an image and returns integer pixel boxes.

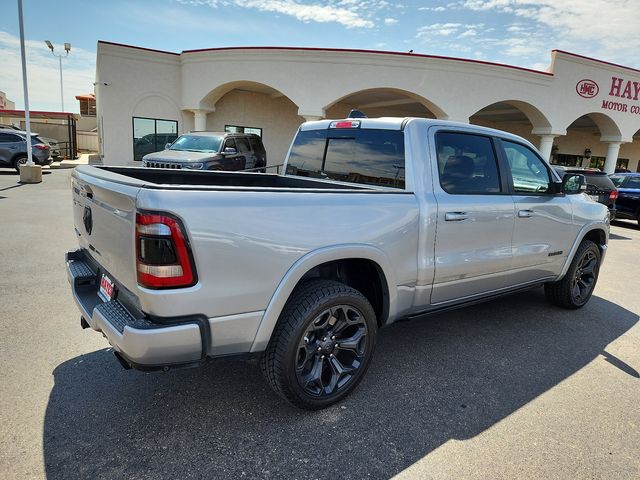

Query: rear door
[615,176,640,219]
[498,139,574,282]
[235,137,252,170]
[0,132,23,166]
[431,131,515,304]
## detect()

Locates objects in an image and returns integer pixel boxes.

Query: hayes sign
[577,77,640,116]
[576,79,599,98]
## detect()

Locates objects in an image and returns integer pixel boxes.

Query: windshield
[170,135,222,153]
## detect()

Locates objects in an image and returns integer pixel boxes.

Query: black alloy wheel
[545,239,600,309]
[295,304,368,397]
[261,279,377,410]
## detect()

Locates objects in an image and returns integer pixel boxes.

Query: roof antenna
[348,109,367,119]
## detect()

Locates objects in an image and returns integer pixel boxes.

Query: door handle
[518,209,534,218]
[445,212,469,222]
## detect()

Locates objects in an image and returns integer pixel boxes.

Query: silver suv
[0,129,52,171]
[142,131,266,171]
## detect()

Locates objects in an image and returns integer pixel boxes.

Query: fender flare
[557,221,609,279]
[249,244,397,353]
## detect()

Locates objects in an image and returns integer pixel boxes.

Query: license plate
[589,195,600,202]
[98,273,116,302]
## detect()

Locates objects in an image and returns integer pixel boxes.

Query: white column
[192,110,208,131]
[603,142,621,174]
[302,115,322,122]
[537,134,557,161]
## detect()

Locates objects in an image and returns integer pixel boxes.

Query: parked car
[142,131,267,171]
[610,173,640,225]
[66,117,608,410]
[553,166,618,219]
[40,137,61,159]
[0,128,52,171]
[0,123,61,160]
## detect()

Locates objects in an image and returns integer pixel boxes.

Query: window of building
[286,128,405,188]
[79,98,96,116]
[225,125,262,137]
[502,140,551,193]
[132,117,178,161]
[435,132,501,194]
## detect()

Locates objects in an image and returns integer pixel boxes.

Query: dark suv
[142,132,266,172]
[553,166,618,219]
[0,129,52,171]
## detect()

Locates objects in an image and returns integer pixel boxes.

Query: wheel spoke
[325,356,354,394]
[301,355,324,390]
[335,327,366,355]
[581,257,596,274]
[572,282,581,299]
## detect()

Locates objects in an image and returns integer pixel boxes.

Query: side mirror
[562,173,587,194]
[222,147,237,155]
[165,143,172,150]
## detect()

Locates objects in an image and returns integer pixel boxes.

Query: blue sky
[1,0,638,112]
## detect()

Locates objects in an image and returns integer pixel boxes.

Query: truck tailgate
[71,167,141,294]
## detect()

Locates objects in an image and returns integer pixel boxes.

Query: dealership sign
[578,77,640,115]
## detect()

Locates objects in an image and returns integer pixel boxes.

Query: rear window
[286,128,405,189]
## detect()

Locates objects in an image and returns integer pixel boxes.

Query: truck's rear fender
[249,244,399,353]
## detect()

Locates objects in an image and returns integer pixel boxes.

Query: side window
[624,177,640,189]
[0,133,21,143]
[502,140,551,193]
[435,132,501,194]
[223,138,236,151]
[236,137,251,154]
[249,137,262,153]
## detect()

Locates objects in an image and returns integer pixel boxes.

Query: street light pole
[17,0,33,166]
[45,40,71,112]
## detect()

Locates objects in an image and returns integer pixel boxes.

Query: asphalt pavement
[0,168,638,480]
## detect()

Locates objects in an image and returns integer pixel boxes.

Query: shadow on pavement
[43,289,638,479]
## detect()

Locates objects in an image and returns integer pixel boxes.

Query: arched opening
[469,100,551,141]
[554,113,623,169]
[324,88,445,120]
[198,81,302,167]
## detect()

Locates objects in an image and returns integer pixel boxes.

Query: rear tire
[544,240,601,309]
[260,279,377,410]
[13,155,27,172]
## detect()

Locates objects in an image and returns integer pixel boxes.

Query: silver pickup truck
[66,117,609,409]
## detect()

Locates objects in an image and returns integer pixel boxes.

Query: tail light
[135,211,197,289]
[609,190,618,201]
[34,144,49,150]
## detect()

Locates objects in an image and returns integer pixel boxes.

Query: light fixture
[64,42,71,53]
[584,148,592,159]
[45,39,53,51]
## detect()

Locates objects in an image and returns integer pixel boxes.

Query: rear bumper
[65,249,207,370]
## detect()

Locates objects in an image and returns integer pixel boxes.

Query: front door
[498,139,574,282]
[431,131,515,304]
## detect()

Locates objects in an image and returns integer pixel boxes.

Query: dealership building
[95,41,640,173]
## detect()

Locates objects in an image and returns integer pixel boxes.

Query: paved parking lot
[0,169,639,480]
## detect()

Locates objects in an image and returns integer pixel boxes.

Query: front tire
[544,240,601,309]
[260,279,377,410]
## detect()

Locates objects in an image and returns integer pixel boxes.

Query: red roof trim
[98,40,553,76]
[97,40,179,56]
[552,49,640,75]
[0,109,77,118]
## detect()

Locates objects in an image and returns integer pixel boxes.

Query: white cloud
[417,22,484,38]
[418,6,447,11]
[178,0,378,28]
[0,31,95,112]
[384,17,398,25]
[461,0,640,63]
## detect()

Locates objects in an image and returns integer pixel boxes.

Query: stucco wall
[204,90,302,166]
[95,42,640,171]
